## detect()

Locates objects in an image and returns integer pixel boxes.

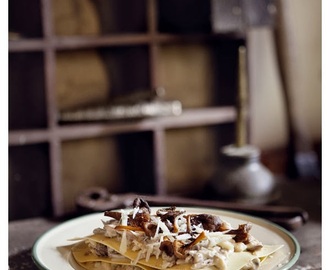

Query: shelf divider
[41,0,65,216]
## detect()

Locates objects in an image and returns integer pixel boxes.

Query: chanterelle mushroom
[173,240,186,259]
[160,231,207,260]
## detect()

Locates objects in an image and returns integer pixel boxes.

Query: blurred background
[8,0,321,220]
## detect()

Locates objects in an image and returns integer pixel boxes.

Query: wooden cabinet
[9,0,255,220]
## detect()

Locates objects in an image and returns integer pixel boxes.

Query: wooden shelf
[9,0,246,219]
[9,107,236,145]
[9,39,46,52]
[9,32,246,53]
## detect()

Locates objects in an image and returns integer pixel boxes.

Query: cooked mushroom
[185,215,193,233]
[142,222,158,237]
[173,240,186,259]
[133,197,151,213]
[104,211,122,220]
[226,223,253,244]
[185,231,207,249]
[104,210,151,229]
[129,212,151,227]
[190,214,225,232]
[156,207,185,232]
[114,225,144,232]
[159,230,207,260]
[159,240,174,257]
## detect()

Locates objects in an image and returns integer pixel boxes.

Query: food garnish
[70,198,283,270]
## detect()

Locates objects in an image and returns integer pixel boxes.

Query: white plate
[32,207,300,270]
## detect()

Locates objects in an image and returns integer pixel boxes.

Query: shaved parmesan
[132,207,139,219]
[119,230,127,254]
[120,209,129,226]
[176,233,192,241]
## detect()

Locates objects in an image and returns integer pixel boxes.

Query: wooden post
[236,46,248,147]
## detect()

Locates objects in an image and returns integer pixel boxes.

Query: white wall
[248,0,321,150]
